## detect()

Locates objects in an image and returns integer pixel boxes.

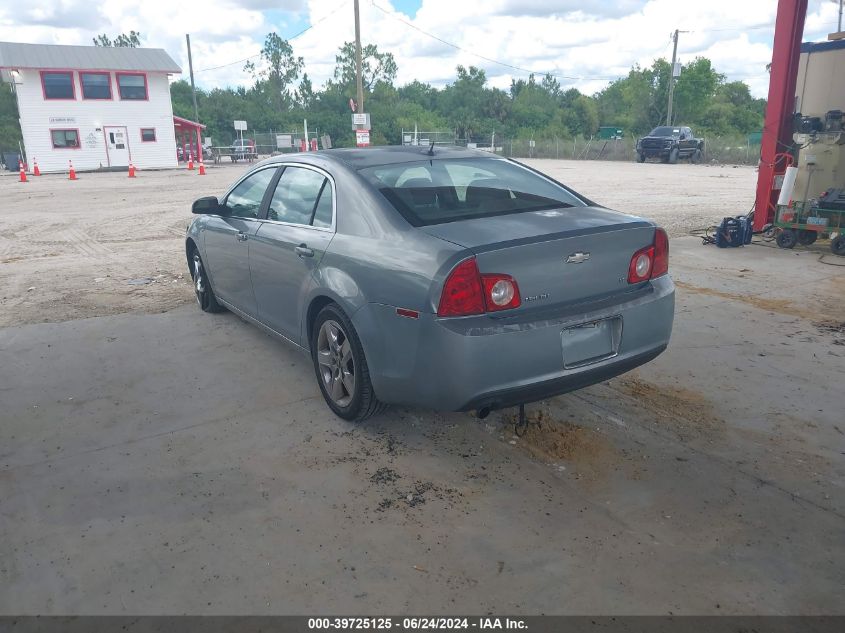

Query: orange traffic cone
[198,161,206,176]
[187,153,194,170]
[68,160,77,180]
[18,160,27,183]
[33,159,41,176]
[128,161,136,178]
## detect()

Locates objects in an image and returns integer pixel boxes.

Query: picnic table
[207,146,258,164]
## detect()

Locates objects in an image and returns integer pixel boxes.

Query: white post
[414,123,418,146]
[303,119,309,152]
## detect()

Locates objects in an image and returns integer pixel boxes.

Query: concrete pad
[1,238,843,614]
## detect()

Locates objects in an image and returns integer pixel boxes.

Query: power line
[370,1,620,82]
[195,0,350,74]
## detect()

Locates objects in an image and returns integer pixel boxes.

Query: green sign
[598,126,623,139]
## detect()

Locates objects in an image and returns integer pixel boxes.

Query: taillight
[628,246,654,283]
[628,227,669,284]
[437,258,521,316]
[481,274,521,312]
[652,228,669,278]
[437,258,485,316]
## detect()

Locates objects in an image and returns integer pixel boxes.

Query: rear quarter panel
[301,160,463,345]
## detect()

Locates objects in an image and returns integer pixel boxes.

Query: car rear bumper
[354,276,675,412]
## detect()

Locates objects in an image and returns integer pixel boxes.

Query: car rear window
[358,158,584,226]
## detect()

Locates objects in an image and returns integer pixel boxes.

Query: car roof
[263,145,498,170]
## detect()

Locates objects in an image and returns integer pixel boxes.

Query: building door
[104,126,130,167]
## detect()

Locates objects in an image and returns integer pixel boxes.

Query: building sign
[84,132,99,148]
[356,130,370,147]
[351,113,371,130]
[49,117,76,124]
[233,120,247,131]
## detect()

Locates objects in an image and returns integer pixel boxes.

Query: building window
[117,73,147,100]
[51,129,80,149]
[80,72,111,99]
[42,72,74,99]
[141,128,156,142]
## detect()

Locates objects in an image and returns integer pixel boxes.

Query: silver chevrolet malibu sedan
[186,146,674,421]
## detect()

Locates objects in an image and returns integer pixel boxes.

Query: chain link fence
[457,135,761,166]
[207,130,325,158]
[206,129,761,166]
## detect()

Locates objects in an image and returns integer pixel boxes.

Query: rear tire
[311,303,386,422]
[636,152,645,163]
[776,229,797,249]
[190,249,224,313]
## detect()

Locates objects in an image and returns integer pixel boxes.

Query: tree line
[0,31,767,157]
[173,34,766,147]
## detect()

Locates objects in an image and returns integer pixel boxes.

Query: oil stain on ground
[499,408,619,481]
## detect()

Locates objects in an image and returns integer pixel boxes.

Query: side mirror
[192,196,220,214]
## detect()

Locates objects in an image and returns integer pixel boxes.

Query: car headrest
[466,179,510,206]
[401,178,433,189]
[401,178,437,206]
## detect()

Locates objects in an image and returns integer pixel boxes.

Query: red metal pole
[753,0,808,231]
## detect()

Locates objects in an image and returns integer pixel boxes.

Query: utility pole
[666,29,679,126]
[353,0,364,113]
[186,34,200,124]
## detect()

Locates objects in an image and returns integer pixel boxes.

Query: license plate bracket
[561,316,622,369]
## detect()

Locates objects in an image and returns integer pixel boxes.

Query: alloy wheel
[193,253,206,306]
[316,320,356,407]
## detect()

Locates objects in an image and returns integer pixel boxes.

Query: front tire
[190,250,224,313]
[690,148,702,164]
[668,147,679,164]
[311,304,386,422]
[636,152,645,163]
[776,229,797,249]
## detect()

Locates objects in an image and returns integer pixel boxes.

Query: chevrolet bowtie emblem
[566,252,591,264]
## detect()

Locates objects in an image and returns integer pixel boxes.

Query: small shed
[173,115,205,162]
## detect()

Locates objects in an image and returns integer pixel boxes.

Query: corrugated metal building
[0,41,203,173]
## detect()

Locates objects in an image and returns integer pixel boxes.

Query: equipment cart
[774,199,845,256]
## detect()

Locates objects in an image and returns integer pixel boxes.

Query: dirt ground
[0,159,757,327]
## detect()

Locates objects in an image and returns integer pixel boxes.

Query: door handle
[237,231,248,242]
[295,244,314,258]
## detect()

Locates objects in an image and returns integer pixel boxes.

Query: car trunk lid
[423,207,656,309]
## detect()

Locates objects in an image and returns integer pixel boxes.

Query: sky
[1,0,843,98]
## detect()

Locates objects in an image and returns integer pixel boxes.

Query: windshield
[359,158,585,226]
[649,126,681,137]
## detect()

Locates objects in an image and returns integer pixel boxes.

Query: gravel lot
[0,159,757,327]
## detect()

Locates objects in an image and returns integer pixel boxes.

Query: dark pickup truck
[636,126,704,164]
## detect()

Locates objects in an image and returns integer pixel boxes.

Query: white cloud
[0,0,842,98]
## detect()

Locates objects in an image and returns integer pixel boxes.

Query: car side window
[224,168,276,218]
[312,183,333,228]
[267,166,328,226]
